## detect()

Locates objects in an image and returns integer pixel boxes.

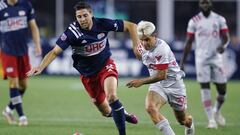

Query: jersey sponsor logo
[198,30,219,38]
[85,40,105,53]
[73,38,107,56]
[0,16,28,32]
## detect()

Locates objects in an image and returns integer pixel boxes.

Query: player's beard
[201,6,212,17]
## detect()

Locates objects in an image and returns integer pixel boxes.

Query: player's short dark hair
[74,1,92,12]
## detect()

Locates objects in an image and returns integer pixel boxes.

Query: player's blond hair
[137,21,156,38]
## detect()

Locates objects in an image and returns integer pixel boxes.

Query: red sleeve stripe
[187,32,194,37]
[155,64,169,70]
[220,28,229,33]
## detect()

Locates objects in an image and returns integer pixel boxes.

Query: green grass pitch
[0,76,239,135]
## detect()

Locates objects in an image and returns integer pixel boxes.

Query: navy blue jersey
[0,0,35,56]
[56,17,124,76]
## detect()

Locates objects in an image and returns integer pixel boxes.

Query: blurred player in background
[27,2,139,135]
[127,21,195,135]
[0,0,42,126]
[180,0,230,129]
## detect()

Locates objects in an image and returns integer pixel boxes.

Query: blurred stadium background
[0,0,240,135]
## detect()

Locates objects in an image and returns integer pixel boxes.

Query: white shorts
[195,56,227,83]
[148,79,187,111]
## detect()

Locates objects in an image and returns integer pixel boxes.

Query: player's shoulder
[66,21,83,39]
[94,17,119,23]
[211,11,226,20]
[155,38,170,53]
[18,0,31,7]
[0,0,8,11]
[189,12,202,23]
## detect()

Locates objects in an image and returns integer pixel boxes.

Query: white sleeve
[219,16,228,30]
[187,19,196,34]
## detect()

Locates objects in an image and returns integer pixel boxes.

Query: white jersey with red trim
[187,11,229,59]
[139,38,184,80]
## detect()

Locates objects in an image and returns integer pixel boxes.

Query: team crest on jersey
[60,33,67,41]
[19,11,26,16]
[155,55,162,61]
[212,23,218,29]
[97,33,105,39]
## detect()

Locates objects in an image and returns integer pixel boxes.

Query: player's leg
[7,78,27,112]
[6,77,26,125]
[95,98,138,124]
[196,61,216,128]
[17,78,28,126]
[1,52,26,125]
[213,83,226,126]
[173,110,194,135]
[167,79,194,135]
[211,59,227,126]
[200,82,217,128]
[104,76,126,135]
[145,91,175,135]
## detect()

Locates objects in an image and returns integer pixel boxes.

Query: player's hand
[26,66,43,77]
[126,79,143,88]
[217,46,225,54]
[35,45,42,56]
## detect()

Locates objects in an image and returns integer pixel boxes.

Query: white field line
[0,117,239,126]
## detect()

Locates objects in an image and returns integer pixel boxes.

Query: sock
[214,94,225,112]
[109,100,126,135]
[106,110,129,118]
[156,119,175,135]
[8,90,25,110]
[201,89,214,121]
[10,88,24,117]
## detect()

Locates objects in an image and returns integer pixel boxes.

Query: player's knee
[218,90,226,96]
[19,85,27,91]
[145,105,157,115]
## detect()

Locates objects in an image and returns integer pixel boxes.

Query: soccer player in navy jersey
[0,0,42,126]
[27,2,139,135]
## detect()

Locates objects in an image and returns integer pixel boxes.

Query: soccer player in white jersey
[126,21,195,135]
[180,0,230,129]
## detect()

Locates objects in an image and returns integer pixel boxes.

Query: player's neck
[7,0,18,6]
[202,11,211,18]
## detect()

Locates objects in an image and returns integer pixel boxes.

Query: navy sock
[8,90,25,110]
[109,100,126,135]
[10,88,24,117]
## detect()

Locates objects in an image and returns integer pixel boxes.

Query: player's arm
[123,21,142,60]
[217,31,230,53]
[28,19,42,56]
[27,45,63,76]
[180,34,194,71]
[126,69,168,88]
